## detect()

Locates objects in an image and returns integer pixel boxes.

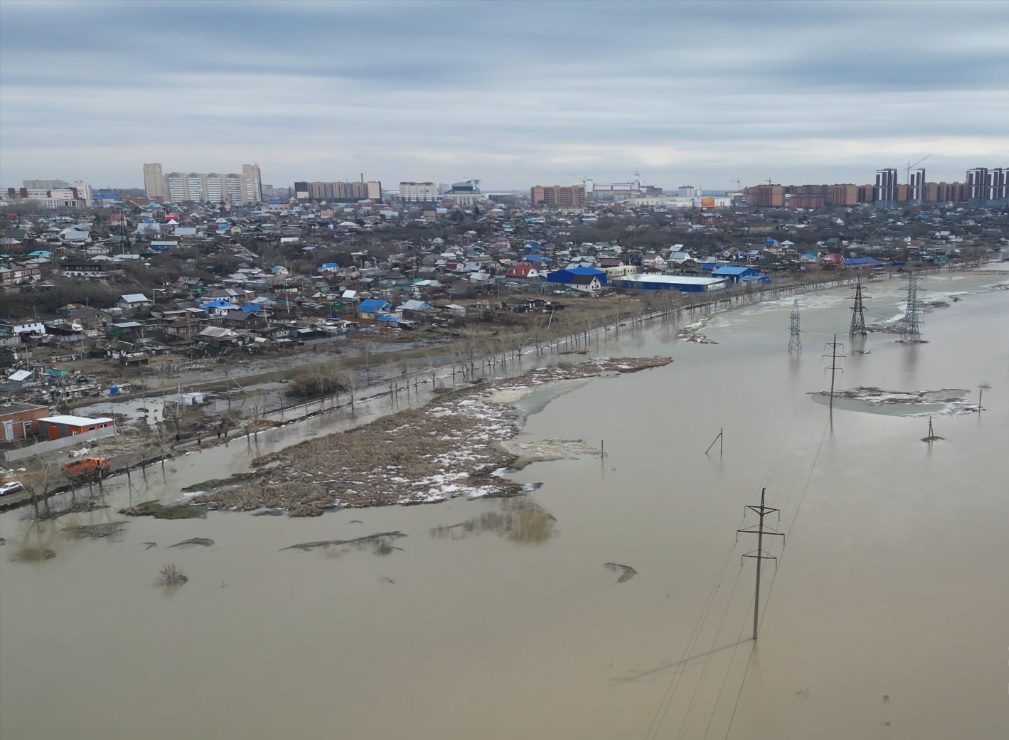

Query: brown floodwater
[1,270,1007,739]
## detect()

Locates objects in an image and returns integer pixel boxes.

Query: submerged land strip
[191,356,671,515]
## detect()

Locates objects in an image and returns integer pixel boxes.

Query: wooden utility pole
[705,428,723,456]
[738,487,784,640]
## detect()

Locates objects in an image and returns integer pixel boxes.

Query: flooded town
[3,2,1009,738]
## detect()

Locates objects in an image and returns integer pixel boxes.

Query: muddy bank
[192,357,671,515]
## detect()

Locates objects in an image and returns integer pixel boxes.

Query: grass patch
[120,501,204,520]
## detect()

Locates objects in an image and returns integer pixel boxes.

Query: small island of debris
[193,357,671,515]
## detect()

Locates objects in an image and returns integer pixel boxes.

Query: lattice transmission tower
[788,299,801,353]
[900,271,923,343]
[849,278,867,337]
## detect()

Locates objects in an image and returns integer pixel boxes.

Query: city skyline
[1,1,1007,189]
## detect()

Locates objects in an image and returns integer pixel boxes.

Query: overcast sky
[1,0,1007,192]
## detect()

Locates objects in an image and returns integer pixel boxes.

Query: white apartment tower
[154,163,263,205]
[395,180,439,200]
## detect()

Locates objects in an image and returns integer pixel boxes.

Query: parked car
[0,481,24,496]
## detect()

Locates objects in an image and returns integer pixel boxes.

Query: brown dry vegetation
[158,562,188,587]
[194,357,671,515]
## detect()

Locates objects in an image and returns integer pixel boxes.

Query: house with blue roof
[546,266,607,285]
[358,299,394,319]
[199,299,240,316]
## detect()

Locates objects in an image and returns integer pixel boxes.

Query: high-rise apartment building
[874,168,898,207]
[143,163,165,201]
[908,169,926,204]
[966,167,988,204]
[985,167,1007,204]
[531,185,586,208]
[294,180,382,202]
[747,184,784,207]
[156,164,263,205]
[242,164,263,203]
[826,184,859,206]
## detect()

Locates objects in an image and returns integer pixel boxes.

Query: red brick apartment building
[531,185,586,208]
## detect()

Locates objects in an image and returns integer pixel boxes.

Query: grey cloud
[1,0,1006,188]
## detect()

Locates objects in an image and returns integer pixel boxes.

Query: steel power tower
[900,271,923,343]
[788,299,801,353]
[737,487,784,640]
[849,278,867,337]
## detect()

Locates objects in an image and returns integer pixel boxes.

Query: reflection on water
[1,272,1007,740]
[430,498,556,543]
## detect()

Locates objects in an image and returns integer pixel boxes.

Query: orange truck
[61,457,111,479]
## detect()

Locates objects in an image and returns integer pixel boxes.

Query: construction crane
[905,154,931,184]
[731,178,742,191]
[567,172,590,186]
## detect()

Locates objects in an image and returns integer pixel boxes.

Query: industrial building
[612,275,727,292]
[36,415,115,440]
[0,403,50,442]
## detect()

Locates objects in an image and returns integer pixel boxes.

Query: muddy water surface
[1,271,1007,739]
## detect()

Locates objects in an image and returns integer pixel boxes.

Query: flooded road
[2,270,1007,739]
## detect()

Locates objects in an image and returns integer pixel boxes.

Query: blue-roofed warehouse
[843,257,881,268]
[546,266,607,285]
[711,266,759,283]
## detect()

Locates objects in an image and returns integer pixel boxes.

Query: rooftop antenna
[849,277,867,337]
[788,299,801,353]
[900,272,923,343]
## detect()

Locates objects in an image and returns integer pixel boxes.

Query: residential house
[570,274,602,293]
[357,298,394,319]
[0,264,42,285]
[197,326,241,348]
[505,264,542,279]
[117,293,153,312]
[61,262,124,278]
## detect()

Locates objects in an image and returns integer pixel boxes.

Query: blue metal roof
[712,266,756,276]
[359,299,392,312]
[843,257,879,266]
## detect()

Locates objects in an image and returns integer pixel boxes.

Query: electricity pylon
[900,271,923,343]
[737,487,784,640]
[788,299,801,353]
[849,278,867,337]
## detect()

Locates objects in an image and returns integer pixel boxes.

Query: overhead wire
[643,384,824,739]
